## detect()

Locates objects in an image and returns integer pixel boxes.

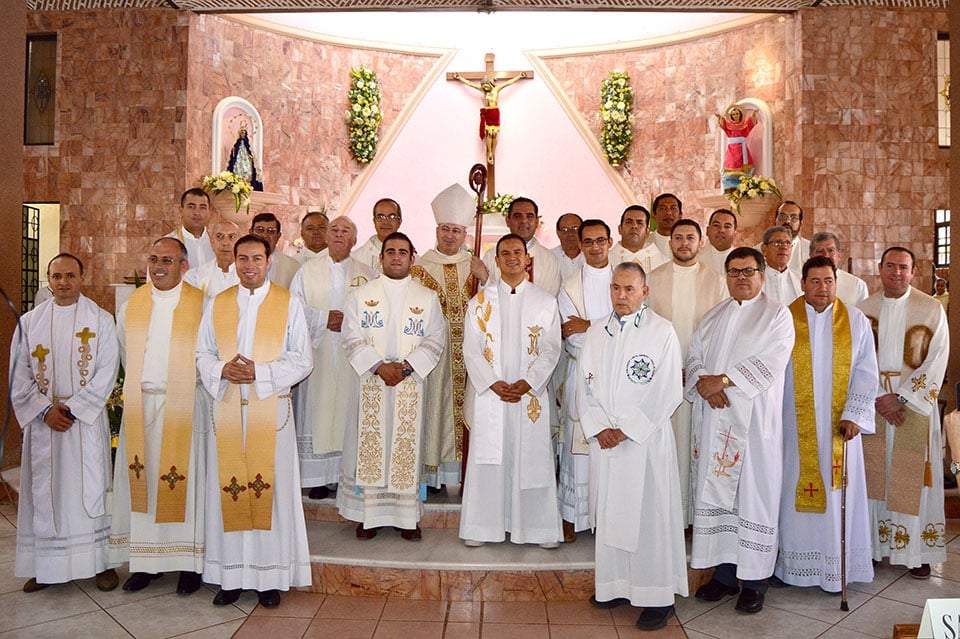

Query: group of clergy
[9,184,949,631]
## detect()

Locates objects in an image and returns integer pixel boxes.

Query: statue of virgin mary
[226,125,263,191]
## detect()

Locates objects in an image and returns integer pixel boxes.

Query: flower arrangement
[106,365,125,450]
[201,170,252,213]
[481,193,515,216]
[600,71,633,166]
[347,66,383,163]
[726,175,783,215]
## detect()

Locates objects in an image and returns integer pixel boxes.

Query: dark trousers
[713,563,769,594]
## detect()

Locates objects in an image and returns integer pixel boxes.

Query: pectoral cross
[31,344,49,364]
[75,327,96,344]
[447,53,534,199]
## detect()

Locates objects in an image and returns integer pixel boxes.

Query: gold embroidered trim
[357,375,385,485]
[75,326,96,387]
[389,379,420,491]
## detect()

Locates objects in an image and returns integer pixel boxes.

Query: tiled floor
[0,500,956,638]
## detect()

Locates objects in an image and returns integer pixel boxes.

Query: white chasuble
[167,227,215,269]
[699,244,733,279]
[12,296,119,583]
[836,269,870,308]
[551,245,585,281]
[352,236,384,274]
[685,293,795,580]
[267,253,301,289]
[482,237,562,296]
[109,283,207,573]
[196,282,313,591]
[338,276,445,530]
[556,265,612,532]
[647,261,726,526]
[290,256,373,487]
[763,266,802,306]
[859,287,949,568]
[577,308,687,606]
[775,301,878,590]
[460,280,563,544]
[411,248,476,488]
[608,242,668,275]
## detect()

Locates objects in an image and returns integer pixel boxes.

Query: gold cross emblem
[128,455,145,479]
[247,473,272,498]
[31,344,49,364]
[160,465,186,490]
[222,476,247,501]
[75,327,96,344]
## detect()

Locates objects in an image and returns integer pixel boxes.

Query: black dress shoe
[768,575,789,588]
[636,605,674,631]
[308,486,331,500]
[589,595,629,609]
[176,571,202,595]
[695,578,740,602]
[400,526,422,541]
[735,588,764,614]
[212,588,242,606]
[122,572,162,592]
[258,589,281,608]
[910,564,931,579]
[356,524,377,540]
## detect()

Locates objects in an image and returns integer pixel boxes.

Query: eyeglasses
[558,226,580,233]
[726,267,759,278]
[777,214,801,222]
[252,226,280,236]
[148,256,181,266]
[766,240,792,248]
[581,238,610,247]
[374,213,401,222]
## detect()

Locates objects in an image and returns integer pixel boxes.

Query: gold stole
[212,285,289,532]
[123,283,204,522]
[789,297,851,513]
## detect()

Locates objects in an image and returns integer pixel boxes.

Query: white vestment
[196,282,313,591]
[861,287,949,568]
[557,264,612,531]
[608,242,668,274]
[460,280,563,544]
[647,261,726,525]
[645,232,672,261]
[292,246,326,264]
[11,296,119,583]
[289,255,374,487]
[775,302,878,590]
[185,261,239,300]
[338,276,446,529]
[482,237,562,296]
[763,266,802,306]
[837,270,869,308]
[267,253,300,289]
[109,283,206,573]
[699,244,733,278]
[166,227,215,269]
[686,293,795,580]
[352,236,384,274]
[551,245,585,281]
[754,236,810,275]
[578,308,687,606]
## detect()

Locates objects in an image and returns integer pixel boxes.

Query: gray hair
[329,215,358,241]
[762,225,793,245]
[811,231,842,253]
[613,261,646,282]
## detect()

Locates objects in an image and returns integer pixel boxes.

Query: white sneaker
[463,539,485,547]
[539,542,560,549]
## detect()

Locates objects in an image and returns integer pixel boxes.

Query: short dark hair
[670,218,702,239]
[555,213,582,232]
[802,255,838,280]
[251,212,280,230]
[578,219,611,241]
[301,210,328,225]
[152,236,188,261]
[652,193,682,216]
[380,231,415,256]
[373,197,402,218]
[180,188,209,208]
[47,252,84,275]
[234,233,272,257]
[496,233,528,255]
[880,246,916,269]
[776,200,804,222]
[619,205,650,227]
[725,246,766,272]
[708,208,738,229]
[507,197,539,217]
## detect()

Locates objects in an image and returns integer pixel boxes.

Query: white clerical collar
[608,306,645,333]
[735,292,762,307]
[583,262,610,276]
[181,226,207,241]
[152,282,182,299]
[619,242,645,256]
[241,280,271,299]
[672,261,698,273]
[499,278,526,295]
[767,266,789,278]
[805,300,834,315]
[382,274,411,288]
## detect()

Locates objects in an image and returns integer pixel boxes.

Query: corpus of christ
[1,3,957,639]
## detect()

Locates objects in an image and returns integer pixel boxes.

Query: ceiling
[24,0,951,12]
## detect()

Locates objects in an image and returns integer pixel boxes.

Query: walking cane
[840,437,849,611]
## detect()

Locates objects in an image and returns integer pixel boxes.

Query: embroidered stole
[212,285,289,532]
[789,298,851,513]
[123,283,204,522]
[355,279,434,495]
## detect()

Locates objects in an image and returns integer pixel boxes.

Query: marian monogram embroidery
[361,310,384,329]
[527,325,543,356]
[626,354,655,384]
[403,317,425,337]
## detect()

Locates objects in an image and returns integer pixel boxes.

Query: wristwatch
[896,394,908,405]
[401,365,414,378]
[721,375,730,387]
[951,461,960,475]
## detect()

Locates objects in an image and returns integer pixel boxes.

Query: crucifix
[447,53,534,199]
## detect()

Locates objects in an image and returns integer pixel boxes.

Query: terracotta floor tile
[233,616,311,639]
[447,601,482,623]
[480,623,549,639]
[380,598,448,622]
[443,621,480,638]
[547,600,615,625]
[303,617,378,639]
[549,624,620,639]
[315,594,387,620]
[373,620,444,639]
[615,625,687,638]
[482,601,548,624]
[251,590,325,618]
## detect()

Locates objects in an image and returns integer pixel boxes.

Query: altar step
[304,519,712,601]
[303,486,464,530]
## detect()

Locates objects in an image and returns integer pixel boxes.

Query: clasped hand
[489,379,532,403]
[376,360,412,387]
[696,374,730,409]
[875,393,905,426]
[596,428,626,449]
[327,310,344,333]
[44,402,75,432]
[560,316,590,339]
[221,354,257,384]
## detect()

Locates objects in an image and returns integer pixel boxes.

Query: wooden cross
[75,327,96,344]
[31,344,49,364]
[804,482,819,497]
[447,53,534,199]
